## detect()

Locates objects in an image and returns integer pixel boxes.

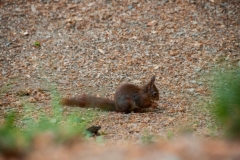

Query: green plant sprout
[141,130,155,144]
[34,41,40,47]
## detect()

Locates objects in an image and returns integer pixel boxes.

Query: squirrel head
[144,76,159,101]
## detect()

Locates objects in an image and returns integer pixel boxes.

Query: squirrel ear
[148,76,156,90]
[150,76,156,85]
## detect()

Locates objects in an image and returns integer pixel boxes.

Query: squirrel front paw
[151,102,158,108]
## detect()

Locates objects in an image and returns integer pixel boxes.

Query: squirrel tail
[61,95,116,111]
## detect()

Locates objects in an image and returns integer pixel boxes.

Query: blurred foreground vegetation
[211,69,240,139]
[0,89,96,158]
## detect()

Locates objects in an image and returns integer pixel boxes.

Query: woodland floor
[0,0,240,159]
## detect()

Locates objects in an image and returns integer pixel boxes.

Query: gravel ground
[0,0,240,158]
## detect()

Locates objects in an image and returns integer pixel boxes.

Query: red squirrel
[61,76,159,113]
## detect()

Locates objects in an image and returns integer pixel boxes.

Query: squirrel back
[61,76,159,113]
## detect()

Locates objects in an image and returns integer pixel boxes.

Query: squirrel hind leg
[115,98,137,113]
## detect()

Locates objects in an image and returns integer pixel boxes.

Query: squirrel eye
[153,92,157,96]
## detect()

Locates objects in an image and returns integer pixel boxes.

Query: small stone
[132,80,141,84]
[58,80,69,84]
[192,21,198,25]
[176,31,185,36]
[190,80,197,84]
[194,67,202,72]
[31,5,37,13]
[23,31,29,36]
[187,88,195,93]
[147,20,158,27]
[169,50,178,56]
[5,42,12,47]
[98,49,105,54]
[15,8,21,12]
[127,5,133,10]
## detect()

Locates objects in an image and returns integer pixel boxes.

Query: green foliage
[141,130,155,144]
[0,113,29,157]
[211,69,240,139]
[167,131,174,139]
[0,89,96,156]
[34,41,40,47]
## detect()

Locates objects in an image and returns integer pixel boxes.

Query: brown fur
[62,95,115,111]
[61,76,159,113]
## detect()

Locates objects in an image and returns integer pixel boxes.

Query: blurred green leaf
[211,69,240,139]
[34,41,40,47]
[0,88,97,157]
